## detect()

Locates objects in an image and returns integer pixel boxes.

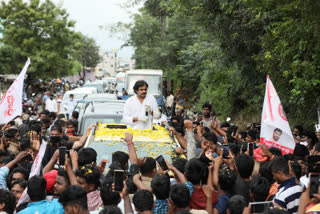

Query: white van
[125,69,163,97]
[115,72,126,93]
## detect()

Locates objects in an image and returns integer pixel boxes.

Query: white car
[59,88,98,115]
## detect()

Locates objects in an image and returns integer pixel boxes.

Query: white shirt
[166,94,174,107]
[60,99,77,115]
[123,95,159,129]
[300,174,309,188]
[45,99,58,112]
[153,113,168,125]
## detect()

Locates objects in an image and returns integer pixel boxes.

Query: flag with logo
[0,58,30,124]
[260,75,295,154]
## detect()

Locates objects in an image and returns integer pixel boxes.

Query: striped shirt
[273,177,303,214]
[0,166,9,190]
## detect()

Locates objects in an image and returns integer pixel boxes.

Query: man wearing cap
[123,80,161,130]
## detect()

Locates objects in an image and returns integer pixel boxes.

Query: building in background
[96,49,118,77]
[96,48,135,77]
[117,57,135,72]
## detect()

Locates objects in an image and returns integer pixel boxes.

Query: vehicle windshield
[116,83,126,92]
[127,75,161,95]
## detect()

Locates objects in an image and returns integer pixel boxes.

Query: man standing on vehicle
[61,94,76,120]
[123,80,161,129]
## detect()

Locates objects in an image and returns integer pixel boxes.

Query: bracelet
[127,142,134,146]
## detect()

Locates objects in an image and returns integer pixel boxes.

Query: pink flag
[260,75,295,154]
[0,58,30,124]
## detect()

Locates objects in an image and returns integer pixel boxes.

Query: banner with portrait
[260,75,295,154]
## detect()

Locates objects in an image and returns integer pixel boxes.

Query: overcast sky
[50,0,142,59]
[1,0,141,58]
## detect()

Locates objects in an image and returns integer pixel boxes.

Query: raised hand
[30,131,40,152]
[15,151,29,162]
[121,132,133,143]
[97,159,109,174]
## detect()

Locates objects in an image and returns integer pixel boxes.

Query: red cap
[43,170,58,194]
[253,147,268,162]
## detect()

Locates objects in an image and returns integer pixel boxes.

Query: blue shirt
[154,182,194,214]
[18,199,64,214]
[0,166,9,190]
[157,96,164,106]
[154,199,168,214]
[215,194,231,214]
[120,95,129,100]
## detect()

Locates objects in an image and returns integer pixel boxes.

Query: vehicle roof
[63,88,97,101]
[84,80,105,85]
[83,102,124,116]
[83,93,118,101]
[126,69,163,75]
[115,72,126,77]
[74,87,98,92]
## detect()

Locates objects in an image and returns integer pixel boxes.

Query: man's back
[18,199,64,214]
[273,177,302,213]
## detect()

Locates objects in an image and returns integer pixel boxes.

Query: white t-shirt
[123,95,159,130]
[46,99,58,113]
[300,174,309,188]
[153,114,168,125]
[166,95,174,107]
[60,99,77,115]
[190,209,208,214]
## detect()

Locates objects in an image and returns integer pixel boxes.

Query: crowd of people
[0,80,320,214]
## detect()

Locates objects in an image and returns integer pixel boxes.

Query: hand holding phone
[59,146,67,166]
[223,145,229,159]
[156,155,168,170]
[114,170,124,192]
[310,173,320,198]
[250,201,273,213]
[248,143,254,156]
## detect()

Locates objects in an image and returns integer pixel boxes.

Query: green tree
[247,0,320,127]
[0,0,82,79]
[122,0,320,127]
[77,35,101,80]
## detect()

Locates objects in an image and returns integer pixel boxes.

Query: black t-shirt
[62,135,69,141]
[42,140,73,167]
[232,176,250,203]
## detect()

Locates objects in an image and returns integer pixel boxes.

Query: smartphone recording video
[310,173,320,198]
[156,155,168,170]
[113,170,124,192]
[248,143,254,156]
[250,201,273,213]
[59,146,67,165]
[223,145,229,159]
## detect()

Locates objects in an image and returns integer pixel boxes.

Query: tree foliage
[78,35,101,68]
[120,0,320,128]
[0,0,100,80]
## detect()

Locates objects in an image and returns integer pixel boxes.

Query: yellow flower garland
[94,123,173,143]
